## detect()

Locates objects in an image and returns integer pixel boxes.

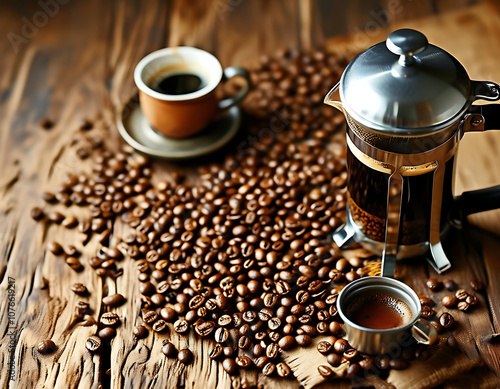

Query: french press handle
[454,103,500,221]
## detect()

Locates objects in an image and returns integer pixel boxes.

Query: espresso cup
[134,47,251,138]
[337,276,437,355]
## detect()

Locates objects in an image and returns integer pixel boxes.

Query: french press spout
[324,29,500,275]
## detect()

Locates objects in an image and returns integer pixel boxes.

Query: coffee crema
[346,292,412,329]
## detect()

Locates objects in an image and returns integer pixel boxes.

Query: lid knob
[386,29,428,66]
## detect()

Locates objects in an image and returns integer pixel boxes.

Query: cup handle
[217,66,252,111]
[411,318,438,345]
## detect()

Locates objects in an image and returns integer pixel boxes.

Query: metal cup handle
[411,318,438,345]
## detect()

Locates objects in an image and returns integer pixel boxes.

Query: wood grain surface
[1,1,500,389]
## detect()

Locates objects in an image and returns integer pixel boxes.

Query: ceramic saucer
[117,96,241,159]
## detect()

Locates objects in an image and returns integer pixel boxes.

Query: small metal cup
[337,276,437,355]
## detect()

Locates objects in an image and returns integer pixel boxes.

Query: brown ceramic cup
[134,47,251,138]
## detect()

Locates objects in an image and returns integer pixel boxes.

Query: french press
[324,29,500,275]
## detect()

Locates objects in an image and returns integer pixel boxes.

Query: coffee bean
[276,362,291,378]
[317,341,332,355]
[48,241,64,256]
[318,365,335,379]
[266,343,279,359]
[430,320,443,333]
[268,317,281,331]
[236,356,252,368]
[420,305,435,318]
[71,283,88,295]
[443,279,457,291]
[152,319,168,333]
[242,310,257,323]
[426,278,442,291]
[178,349,193,364]
[376,355,390,370]
[37,339,56,354]
[162,341,177,358]
[455,289,468,300]
[470,279,485,292]
[439,312,455,329]
[214,327,229,343]
[142,310,158,324]
[98,327,117,340]
[222,346,234,358]
[209,344,223,359]
[31,207,45,221]
[86,335,102,352]
[442,295,458,308]
[102,293,125,307]
[389,358,409,370]
[238,336,251,350]
[463,294,477,307]
[100,312,120,327]
[174,319,189,334]
[262,362,276,376]
[66,256,83,271]
[333,338,349,354]
[223,358,237,375]
[343,348,359,361]
[419,296,434,306]
[327,353,343,367]
[295,334,312,347]
[195,321,215,337]
[457,301,470,311]
[278,335,296,350]
[133,325,148,339]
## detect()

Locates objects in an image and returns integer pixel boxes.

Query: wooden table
[1,1,500,388]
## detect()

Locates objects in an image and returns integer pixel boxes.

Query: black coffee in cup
[345,292,413,329]
[150,72,204,95]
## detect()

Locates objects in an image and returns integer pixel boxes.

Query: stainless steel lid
[339,29,471,135]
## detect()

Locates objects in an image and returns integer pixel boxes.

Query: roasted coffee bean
[160,307,177,322]
[327,353,343,367]
[133,325,148,339]
[100,312,120,327]
[466,294,478,306]
[152,319,168,333]
[276,362,291,378]
[420,305,435,318]
[441,295,457,308]
[333,338,349,354]
[102,293,125,307]
[430,320,443,333]
[389,358,409,370]
[195,321,215,337]
[174,319,189,334]
[214,327,229,343]
[86,335,102,352]
[98,327,117,340]
[236,355,252,368]
[222,346,234,358]
[258,308,273,321]
[317,321,329,334]
[376,356,390,370]
[419,296,434,306]
[178,349,193,364]
[37,339,57,354]
[162,341,177,358]
[458,301,470,311]
[455,289,468,300]
[255,356,269,369]
[71,283,88,295]
[318,365,335,379]
[470,279,485,292]
[358,357,374,371]
[439,312,455,329]
[343,348,359,361]
[223,358,237,375]
[209,344,223,359]
[218,314,232,327]
[426,277,442,291]
[278,335,296,350]
[238,336,251,350]
[31,207,45,221]
[268,317,281,331]
[295,334,312,347]
[329,321,342,335]
[142,310,158,324]
[266,343,279,359]
[443,279,457,291]
[262,362,276,376]
[48,241,64,256]
[317,341,332,355]
[242,310,257,323]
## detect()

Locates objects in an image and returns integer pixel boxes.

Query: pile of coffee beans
[31,48,464,382]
